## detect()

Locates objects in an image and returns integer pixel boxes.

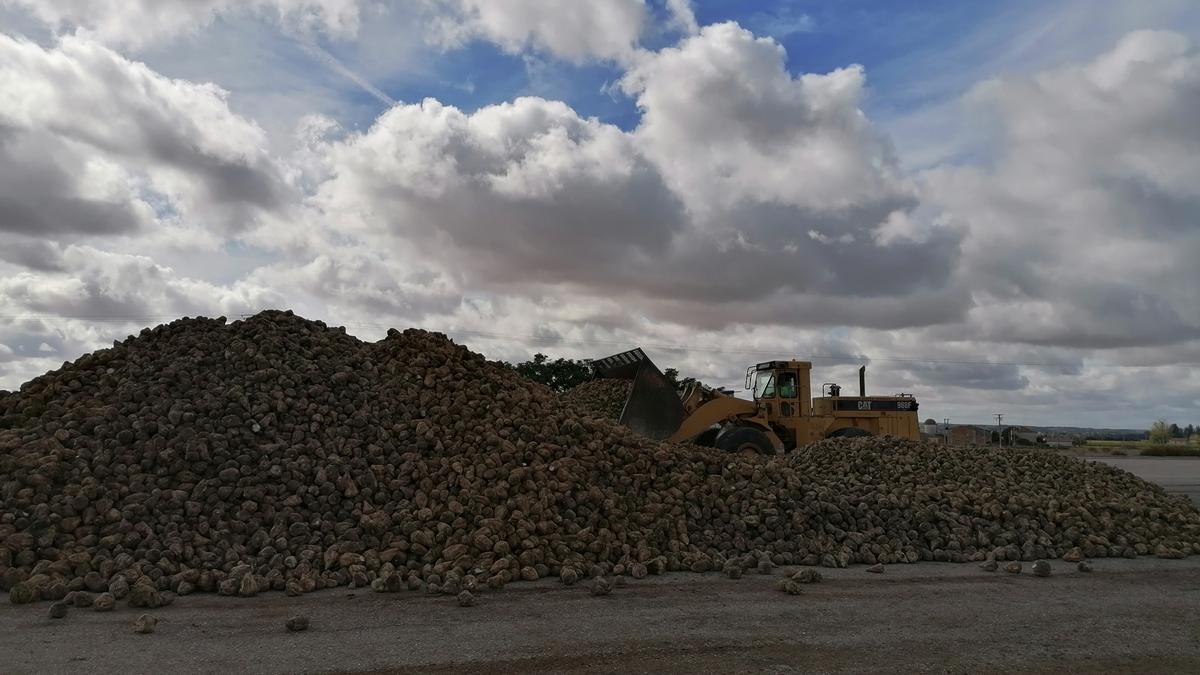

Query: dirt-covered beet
[1,310,1197,609]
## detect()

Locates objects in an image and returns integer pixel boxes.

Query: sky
[0,0,1198,429]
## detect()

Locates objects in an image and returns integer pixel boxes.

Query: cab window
[778,371,797,398]
[754,373,775,398]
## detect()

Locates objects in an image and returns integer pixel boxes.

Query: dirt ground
[3,556,1199,674]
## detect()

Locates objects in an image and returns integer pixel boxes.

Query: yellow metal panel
[669,396,760,443]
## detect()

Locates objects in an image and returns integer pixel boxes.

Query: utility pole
[995,413,1005,448]
[943,418,951,443]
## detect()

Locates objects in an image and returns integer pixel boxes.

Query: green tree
[1149,419,1171,445]
[508,353,694,393]
[656,366,708,391]
[1169,423,1182,438]
[511,353,592,392]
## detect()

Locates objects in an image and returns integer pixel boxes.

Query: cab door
[776,370,800,418]
[752,371,776,416]
[762,369,800,449]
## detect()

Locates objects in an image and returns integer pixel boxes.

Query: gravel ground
[3,557,1199,674]
[1091,456,1200,505]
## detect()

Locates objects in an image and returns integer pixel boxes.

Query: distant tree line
[499,353,592,392]
[502,353,693,393]
[1148,419,1199,445]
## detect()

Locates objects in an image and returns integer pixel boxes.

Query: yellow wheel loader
[590,348,919,453]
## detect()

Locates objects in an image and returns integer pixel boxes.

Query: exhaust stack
[859,366,866,398]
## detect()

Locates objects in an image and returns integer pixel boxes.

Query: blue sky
[123,0,1200,167]
[0,0,1198,427]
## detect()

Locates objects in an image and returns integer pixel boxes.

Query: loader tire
[716,426,775,455]
[692,428,720,447]
[827,427,871,439]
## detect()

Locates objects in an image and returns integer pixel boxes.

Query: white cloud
[621,23,914,222]
[923,29,1200,349]
[312,45,960,328]
[1,0,365,48]
[664,0,699,35]
[314,95,687,289]
[744,5,813,40]
[0,244,285,390]
[425,0,648,62]
[0,34,290,241]
[245,245,462,321]
[0,246,279,319]
[1,9,1197,429]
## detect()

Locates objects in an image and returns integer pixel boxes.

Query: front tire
[692,428,721,447]
[716,426,775,455]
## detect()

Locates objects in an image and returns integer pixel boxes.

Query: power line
[0,315,195,323]
[1,312,1197,371]
[392,325,1199,371]
[426,326,1079,368]
[247,317,1088,369]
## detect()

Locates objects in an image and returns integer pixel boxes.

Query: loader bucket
[590,348,685,440]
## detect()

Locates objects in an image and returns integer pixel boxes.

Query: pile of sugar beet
[2,310,1198,610]
[560,378,631,422]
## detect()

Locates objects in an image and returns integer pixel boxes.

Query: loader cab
[745,361,812,419]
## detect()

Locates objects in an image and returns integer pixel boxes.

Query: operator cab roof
[754,360,812,370]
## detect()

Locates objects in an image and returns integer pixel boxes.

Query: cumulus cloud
[0,9,1196,428]
[0,239,68,271]
[1,0,364,48]
[612,23,963,318]
[0,244,285,388]
[245,246,462,321]
[425,0,648,62]
[663,0,699,35]
[315,24,961,329]
[314,95,688,289]
[622,23,914,220]
[0,34,290,243]
[0,246,280,320]
[0,120,153,238]
[0,33,297,388]
[923,29,1200,349]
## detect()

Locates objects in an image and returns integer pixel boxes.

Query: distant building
[948,425,995,446]
[1010,427,1041,445]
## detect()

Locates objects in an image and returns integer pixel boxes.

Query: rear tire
[827,427,872,438]
[716,426,775,455]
